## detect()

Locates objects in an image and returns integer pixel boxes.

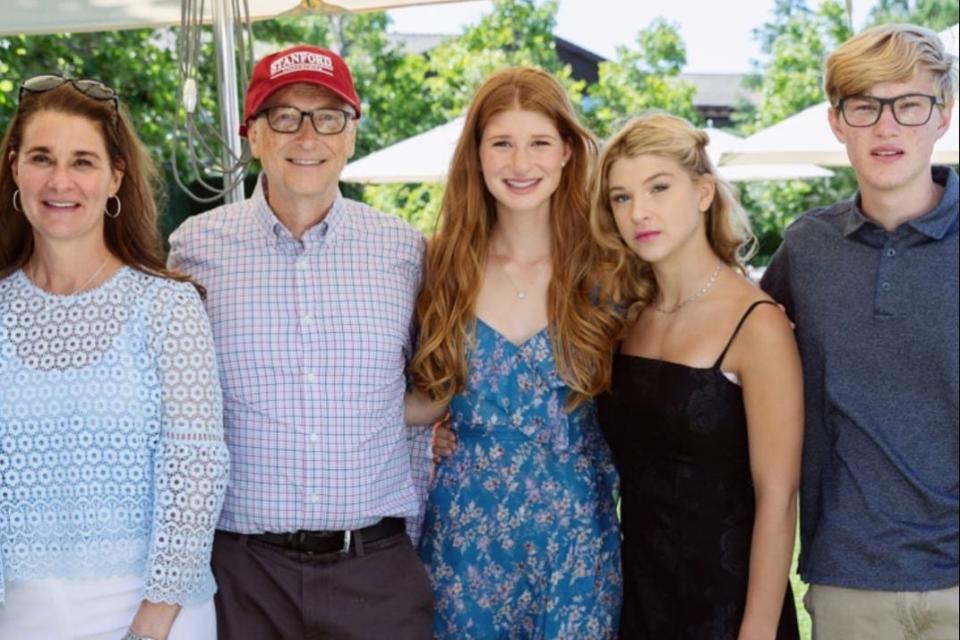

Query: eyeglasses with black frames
[837,93,943,127]
[18,75,119,109]
[255,105,355,135]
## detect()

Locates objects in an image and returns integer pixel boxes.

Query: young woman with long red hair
[407,67,622,639]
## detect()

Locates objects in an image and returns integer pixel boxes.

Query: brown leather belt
[239,517,405,555]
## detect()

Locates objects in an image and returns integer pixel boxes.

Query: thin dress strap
[713,300,779,370]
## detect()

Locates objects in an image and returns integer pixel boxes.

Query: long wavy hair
[0,82,191,287]
[411,67,619,409]
[590,112,756,346]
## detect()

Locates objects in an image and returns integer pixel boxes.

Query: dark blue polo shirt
[761,166,959,591]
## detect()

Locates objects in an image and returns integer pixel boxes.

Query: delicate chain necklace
[500,260,540,300]
[500,265,530,300]
[29,255,112,308]
[654,262,724,314]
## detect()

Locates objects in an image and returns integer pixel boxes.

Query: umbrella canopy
[720,24,960,168]
[341,121,834,184]
[704,127,834,182]
[0,0,464,36]
[342,116,465,184]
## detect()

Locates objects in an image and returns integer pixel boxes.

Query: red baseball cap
[240,45,361,137]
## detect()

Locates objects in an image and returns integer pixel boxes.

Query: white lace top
[0,267,229,605]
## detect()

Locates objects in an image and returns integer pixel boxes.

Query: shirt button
[308,492,322,504]
[296,258,309,270]
[308,432,320,443]
[886,248,896,257]
[302,314,313,327]
[305,372,318,383]
[881,281,892,291]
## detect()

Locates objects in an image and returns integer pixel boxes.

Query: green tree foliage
[585,18,700,138]
[868,0,959,31]
[748,0,851,132]
[735,0,858,265]
[0,30,179,169]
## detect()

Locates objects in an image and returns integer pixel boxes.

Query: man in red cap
[169,45,432,638]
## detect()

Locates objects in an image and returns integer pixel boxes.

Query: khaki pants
[805,583,959,640]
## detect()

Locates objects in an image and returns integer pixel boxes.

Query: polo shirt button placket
[874,238,898,316]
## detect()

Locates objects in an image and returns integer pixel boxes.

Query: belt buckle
[340,530,352,554]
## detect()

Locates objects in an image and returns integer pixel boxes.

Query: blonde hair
[590,112,755,332]
[411,67,619,408]
[826,23,958,110]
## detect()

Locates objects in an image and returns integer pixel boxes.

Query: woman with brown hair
[0,76,228,640]
[591,113,802,639]
[408,67,621,639]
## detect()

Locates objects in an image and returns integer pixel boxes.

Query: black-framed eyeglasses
[836,93,943,127]
[254,105,354,135]
[18,74,119,109]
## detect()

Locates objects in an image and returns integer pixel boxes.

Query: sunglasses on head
[18,75,119,109]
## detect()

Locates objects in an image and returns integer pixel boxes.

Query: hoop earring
[105,195,122,218]
[12,189,22,212]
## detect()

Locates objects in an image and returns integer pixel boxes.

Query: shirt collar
[842,166,959,239]
[251,174,349,246]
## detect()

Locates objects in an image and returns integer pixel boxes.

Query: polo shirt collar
[907,166,958,240]
[842,166,959,239]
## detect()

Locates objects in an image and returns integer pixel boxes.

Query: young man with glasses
[761,23,958,639]
[168,45,432,638]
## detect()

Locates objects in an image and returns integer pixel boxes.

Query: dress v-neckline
[475,316,549,349]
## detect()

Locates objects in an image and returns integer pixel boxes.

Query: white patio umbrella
[705,127,834,182]
[0,0,467,35]
[342,116,465,183]
[341,120,834,184]
[720,24,960,168]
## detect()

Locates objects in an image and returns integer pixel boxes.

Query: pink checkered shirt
[169,178,430,534]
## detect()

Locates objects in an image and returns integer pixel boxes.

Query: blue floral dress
[419,319,622,639]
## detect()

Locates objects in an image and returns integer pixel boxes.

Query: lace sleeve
[143,282,229,605]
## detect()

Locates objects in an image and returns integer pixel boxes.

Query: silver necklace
[29,255,112,308]
[655,262,724,314]
[494,250,550,301]
[498,256,551,301]
[501,265,529,300]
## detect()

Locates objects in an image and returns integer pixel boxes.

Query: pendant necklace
[501,266,529,300]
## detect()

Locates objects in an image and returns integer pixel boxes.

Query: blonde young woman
[408,67,622,639]
[591,113,802,640]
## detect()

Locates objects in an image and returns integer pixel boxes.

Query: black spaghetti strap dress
[596,300,800,640]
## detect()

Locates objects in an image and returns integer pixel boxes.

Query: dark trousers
[211,529,433,640]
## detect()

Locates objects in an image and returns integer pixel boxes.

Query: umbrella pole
[212,0,245,204]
